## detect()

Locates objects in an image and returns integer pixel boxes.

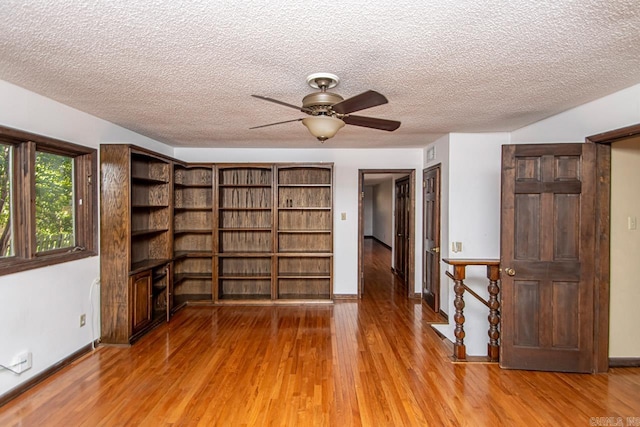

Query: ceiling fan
[250,73,401,142]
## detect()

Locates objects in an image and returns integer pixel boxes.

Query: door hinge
[423,180,426,188]
[361,191,365,199]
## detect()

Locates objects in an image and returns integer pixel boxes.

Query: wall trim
[0,343,96,408]
[333,294,358,301]
[609,357,640,368]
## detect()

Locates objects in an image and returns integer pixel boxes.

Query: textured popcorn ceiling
[1,1,640,149]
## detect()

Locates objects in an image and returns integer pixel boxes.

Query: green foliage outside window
[35,151,74,252]
[0,144,11,257]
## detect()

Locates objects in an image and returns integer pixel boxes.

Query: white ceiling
[1,1,639,149]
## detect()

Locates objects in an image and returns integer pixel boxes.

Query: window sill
[0,250,98,277]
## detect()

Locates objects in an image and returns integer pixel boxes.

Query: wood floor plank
[1,239,639,425]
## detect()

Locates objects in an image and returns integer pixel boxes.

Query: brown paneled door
[500,143,596,372]
[395,177,410,283]
[423,166,440,311]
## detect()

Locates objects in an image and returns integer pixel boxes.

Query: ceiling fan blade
[343,115,401,131]
[249,118,303,129]
[331,90,389,114]
[251,95,311,113]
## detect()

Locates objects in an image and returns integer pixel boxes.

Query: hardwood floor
[1,239,639,426]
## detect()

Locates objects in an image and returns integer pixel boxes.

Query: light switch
[341,212,347,221]
[451,242,462,253]
[629,216,637,230]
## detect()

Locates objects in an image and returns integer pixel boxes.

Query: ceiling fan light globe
[302,116,345,141]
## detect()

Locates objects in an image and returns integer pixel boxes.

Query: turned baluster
[487,264,501,362]
[452,265,467,361]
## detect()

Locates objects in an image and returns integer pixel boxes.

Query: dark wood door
[395,177,410,282]
[500,143,596,372]
[423,166,441,311]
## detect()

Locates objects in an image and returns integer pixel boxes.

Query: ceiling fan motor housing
[302,92,344,115]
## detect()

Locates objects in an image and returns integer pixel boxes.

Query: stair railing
[442,259,500,362]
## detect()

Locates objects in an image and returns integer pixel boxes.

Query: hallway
[1,239,639,425]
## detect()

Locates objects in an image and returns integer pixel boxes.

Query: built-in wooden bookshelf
[102,146,334,343]
[215,165,274,300]
[101,146,173,344]
[276,165,333,299]
[173,164,213,307]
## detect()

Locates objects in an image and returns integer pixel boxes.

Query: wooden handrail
[442,258,501,362]
[444,270,490,308]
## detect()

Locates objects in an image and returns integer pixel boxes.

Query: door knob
[504,267,516,276]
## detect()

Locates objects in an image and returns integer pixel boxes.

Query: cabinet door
[130,270,152,334]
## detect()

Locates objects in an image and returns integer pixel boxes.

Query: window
[0,143,13,258]
[0,126,97,275]
[35,151,75,253]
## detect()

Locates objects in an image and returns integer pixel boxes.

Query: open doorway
[357,169,416,298]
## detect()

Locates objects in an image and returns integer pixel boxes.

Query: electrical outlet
[341,212,347,220]
[80,314,86,327]
[13,351,32,374]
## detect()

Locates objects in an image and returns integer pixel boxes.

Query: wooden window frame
[0,125,97,276]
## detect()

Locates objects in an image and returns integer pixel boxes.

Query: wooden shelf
[278,184,331,187]
[131,204,169,209]
[218,294,271,301]
[217,253,272,258]
[219,274,272,280]
[174,250,212,258]
[174,183,212,188]
[279,206,331,211]
[219,207,272,211]
[218,184,272,188]
[277,229,330,233]
[174,272,212,284]
[153,282,167,291]
[174,206,212,211]
[130,258,171,274]
[173,164,213,305]
[132,176,168,184]
[217,252,271,257]
[277,252,333,257]
[278,274,330,279]
[219,227,272,232]
[277,294,331,300]
[132,228,169,237]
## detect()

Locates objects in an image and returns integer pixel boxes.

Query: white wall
[512,83,640,143]
[372,180,394,247]
[175,147,424,296]
[363,185,373,236]
[610,137,640,357]
[0,80,173,397]
[427,132,509,356]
